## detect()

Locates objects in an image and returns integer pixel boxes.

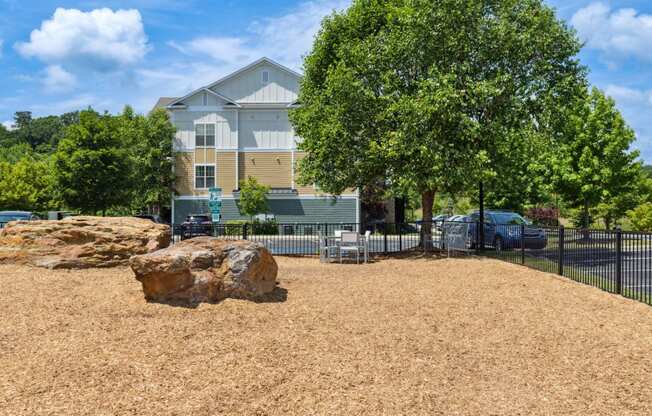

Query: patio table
[320,236,341,263]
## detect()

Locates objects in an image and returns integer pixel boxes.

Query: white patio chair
[339,231,363,264]
[363,230,371,263]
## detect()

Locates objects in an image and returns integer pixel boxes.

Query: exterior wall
[183,91,226,107]
[239,110,295,149]
[194,148,215,164]
[217,152,237,194]
[176,151,237,197]
[213,63,298,103]
[174,153,196,196]
[174,197,358,225]
[173,110,237,151]
[168,59,358,227]
[238,152,292,188]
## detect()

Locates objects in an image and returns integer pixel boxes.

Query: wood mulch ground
[0,255,651,415]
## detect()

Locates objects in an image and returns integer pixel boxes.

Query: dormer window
[262,70,269,84]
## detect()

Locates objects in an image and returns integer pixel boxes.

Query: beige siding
[239,152,292,188]
[217,152,237,194]
[214,63,298,103]
[174,152,205,196]
[194,148,215,164]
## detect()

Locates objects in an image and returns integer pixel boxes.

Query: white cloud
[604,85,652,105]
[250,0,350,69]
[168,37,256,66]
[29,93,111,115]
[1,120,13,130]
[571,2,652,62]
[167,0,350,73]
[43,65,77,93]
[15,7,149,71]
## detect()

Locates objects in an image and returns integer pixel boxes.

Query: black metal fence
[171,221,652,306]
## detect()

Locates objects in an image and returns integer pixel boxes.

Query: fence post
[399,223,403,252]
[383,224,388,255]
[520,223,525,265]
[616,227,622,295]
[243,223,248,240]
[558,226,564,276]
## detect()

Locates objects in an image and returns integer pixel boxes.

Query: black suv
[181,214,213,238]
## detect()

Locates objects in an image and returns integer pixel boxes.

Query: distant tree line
[0,107,175,217]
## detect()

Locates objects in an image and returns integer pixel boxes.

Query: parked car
[0,211,40,228]
[467,210,547,251]
[48,211,76,220]
[446,214,472,223]
[180,214,213,238]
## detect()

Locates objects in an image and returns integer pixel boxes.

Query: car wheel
[494,236,503,253]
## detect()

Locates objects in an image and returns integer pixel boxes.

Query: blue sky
[1,0,651,161]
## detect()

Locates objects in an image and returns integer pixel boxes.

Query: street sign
[208,187,222,223]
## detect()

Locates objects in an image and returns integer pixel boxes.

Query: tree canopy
[291,0,585,238]
[552,87,642,228]
[53,110,133,214]
[237,177,270,220]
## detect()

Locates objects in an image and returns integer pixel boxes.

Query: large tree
[0,156,56,211]
[290,0,584,246]
[54,109,132,214]
[552,87,642,229]
[118,106,176,214]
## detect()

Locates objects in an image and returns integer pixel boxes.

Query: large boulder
[0,216,170,269]
[129,237,278,304]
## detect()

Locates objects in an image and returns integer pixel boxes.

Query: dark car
[181,214,213,238]
[0,211,40,228]
[468,211,547,251]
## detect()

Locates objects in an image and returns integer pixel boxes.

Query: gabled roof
[167,88,240,108]
[204,88,242,107]
[166,57,302,109]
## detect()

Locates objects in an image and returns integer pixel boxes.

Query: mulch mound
[0,257,650,415]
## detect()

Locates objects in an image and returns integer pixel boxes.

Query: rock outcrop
[129,237,278,304]
[0,216,170,269]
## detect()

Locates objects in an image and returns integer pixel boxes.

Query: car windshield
[492,212,529,225]
[187,216,210,222]
[0,214,30,222]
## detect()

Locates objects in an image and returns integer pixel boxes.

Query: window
[262,70,269,84]
[195,165,215,189]
[195,124,215,147]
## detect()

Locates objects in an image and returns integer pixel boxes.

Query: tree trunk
[421,190,435,251]
[581,200,590,241]
[604,215,612,231]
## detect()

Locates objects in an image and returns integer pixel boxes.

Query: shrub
[224,219,279,236]
[627,203,652,232]
[525,207,560,226]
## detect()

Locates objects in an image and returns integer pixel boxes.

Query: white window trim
[194,122,217,148]
[194,163,216,190]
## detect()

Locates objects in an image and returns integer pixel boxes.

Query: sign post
[208,187,222,223]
